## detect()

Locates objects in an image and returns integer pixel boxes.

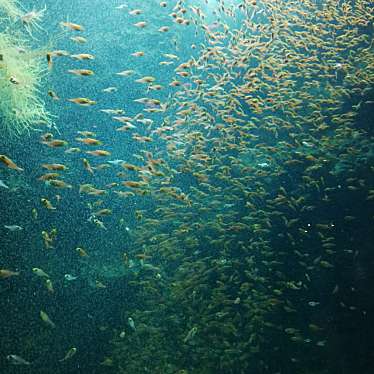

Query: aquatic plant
[0,0,22,21]
[0,1,52,136]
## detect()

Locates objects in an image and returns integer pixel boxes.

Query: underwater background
[0,0,373,373]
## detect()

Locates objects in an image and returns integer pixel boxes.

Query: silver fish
[7,354,31,365]
[0,180,9,189]
[4,225,23,231]
[64,274,78,281]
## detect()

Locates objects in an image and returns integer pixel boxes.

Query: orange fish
[76,137,102,145]
[42,139,68,147]
[67,69,94,76]
[0,155,24,171]
[41,163,68,171]
[68,98,96,106]
[38,173,60,181]
[86,150,111,157]
[60,21,85,31]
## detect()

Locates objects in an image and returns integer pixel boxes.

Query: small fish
[183,326,198,343]
[48,90,60,100]
[107,159,125,165]
[128,317,136,330]
[7,354,31,365]
[92,218,107,230]
[32,268,50,278]
[4,225,23,232]
[75,247,89,257]
[102,87,117,93]
[133,21,147,28]
[9,76,20,84]
[41,163,68,171]
[42,139,68,147]
[0,155,24,171]
[76,137,102,145]
[59,347,77,362]
[60,21,84,31]
[308,301,320,307]
[68,69,94,76]
[46,179,72,189]
[70,53,95,60]
[86,150,111,157]
[40,310,56,328]
[46,52,53,69]
[95,280,107,288]
[70,36,87,43]
[68,97,96,106]
[82,158,94,175]
[65,147,81,154]
[0,179,9,189]
[0,269,20,279]
[116,70,135,77]
[32,208,38,219]
[45,279,54,293]
[135,76,155,84]
[42,231,54,249]
[41,198,56,210]
[64,274,78,281]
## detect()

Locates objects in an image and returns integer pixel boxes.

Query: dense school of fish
[1,0,373,373]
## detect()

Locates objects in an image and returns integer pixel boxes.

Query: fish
[45,279,54,293]
[76,137,102,145]
[75,247,89,257]
[135,76,155,84]
[68,98,96,106]
[46,179,72,189]
[48,90,60,100]
[0,269,20,279]
[4,225,23,231]
[40,310,56,328]
[86,150,111,156]
[32,268,50,278]
[60,21,84,31]
[38,173,60,181]
[42,139,68,147]
[65,147,81,154]
[7,354,31,365]
[70,53,95,60]
[94,208,112,216]
[116,70,135,77]
[0,180,9,189]
[41,163,68,171]
[102,87,117,93]
[41,198,56,210]
[64,274,78,281]
[59,347,77,362]
[32,208,38,219]
[107,159,125,165]
[82,158,94,174]
[128,317,136,330]
[0,155,24,171]
[42,231,54,249]
[70,36,87,43]
[183,326,198,343]
[129,9,142,16]
[133,21,147,28]
[67,69,94,76]
[46,52,53,69]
